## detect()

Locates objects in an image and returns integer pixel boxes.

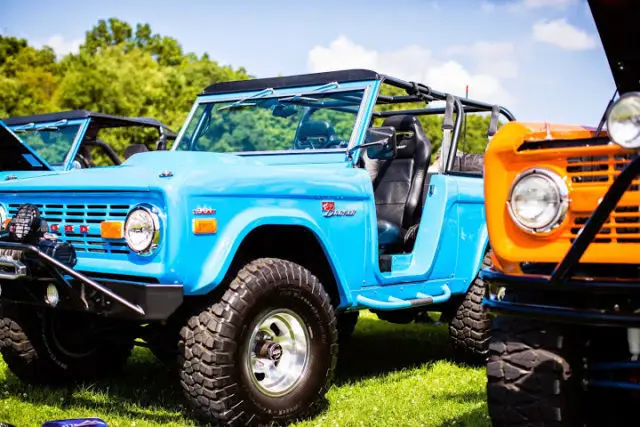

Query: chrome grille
[7,203,131,254]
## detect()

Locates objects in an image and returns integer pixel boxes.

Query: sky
[2,0,616,125]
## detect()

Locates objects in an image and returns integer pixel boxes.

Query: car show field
[0,0,633,426]
[0,312,489,427]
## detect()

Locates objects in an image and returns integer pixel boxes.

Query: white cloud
[497,0,579,13]
[532,19,597,50]
[522,0,578,8]
[307,36,514,105]
[446,41,518,79]
[37,35,82,57]
[480,1,496,12]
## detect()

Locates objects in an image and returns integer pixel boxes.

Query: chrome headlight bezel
[124,204,161,255]
[607,92,640,150]
[507,168,569,234]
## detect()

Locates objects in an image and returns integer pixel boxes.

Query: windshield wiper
[218,88,275,111]
[12,119,69,133]
[279,82,342,104]
[279,95,321,103]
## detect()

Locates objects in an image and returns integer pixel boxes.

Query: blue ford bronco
[0,70,514,425]
[1,110,176,181]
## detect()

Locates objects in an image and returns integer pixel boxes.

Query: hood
[0,170,61,182]
[588,0,640,94]
[0,122,53,172]
[0,150,357,194]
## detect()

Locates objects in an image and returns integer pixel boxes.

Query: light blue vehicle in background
[0,69,514,425]
[0,110,176,181]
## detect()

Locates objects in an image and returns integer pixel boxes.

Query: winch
[0,204,77,275]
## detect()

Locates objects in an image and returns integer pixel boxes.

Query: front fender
[189,207,351,303]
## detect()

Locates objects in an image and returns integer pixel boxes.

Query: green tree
[0,16,498,163]
[0,35,58,117]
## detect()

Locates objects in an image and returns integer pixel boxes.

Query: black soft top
[589,0,640,94]
[2,110,176,135]
[202,69,382,95]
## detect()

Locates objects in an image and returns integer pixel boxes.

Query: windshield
[175,89,365,153]
[11,122,83,167]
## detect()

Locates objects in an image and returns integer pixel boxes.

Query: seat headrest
[380,115,428,159]
[123,144,149,160]
[297,120,337,142]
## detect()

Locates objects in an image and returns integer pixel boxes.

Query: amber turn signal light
[1,218,11,231]
[100,221,124,239]
[193,219,217,235]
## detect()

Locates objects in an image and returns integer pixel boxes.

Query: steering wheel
[324,139,347,149]
[72,153,91,169]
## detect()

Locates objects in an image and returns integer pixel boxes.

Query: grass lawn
[0,311,490,426]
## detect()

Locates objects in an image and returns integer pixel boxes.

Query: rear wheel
[448,251,492,364]
[0,305,134,385]
[178,258,338,426]
[486,316,582,426]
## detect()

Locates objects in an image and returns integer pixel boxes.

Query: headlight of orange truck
[485,120,640,273]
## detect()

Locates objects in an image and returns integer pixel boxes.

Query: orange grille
[567,153,636,188]
[566,153,640,244]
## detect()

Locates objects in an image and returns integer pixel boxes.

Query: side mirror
[364,126,397,160]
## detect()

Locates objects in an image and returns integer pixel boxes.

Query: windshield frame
[171,80,380,156]
[9,118,91,171]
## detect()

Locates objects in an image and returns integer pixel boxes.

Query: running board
[355,285,451,311]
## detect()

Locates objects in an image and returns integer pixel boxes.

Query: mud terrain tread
[449,251,492,364]
[0,317,38,380]
[0,307,133,384]
[178,258,338,426]
[486,316,579,427]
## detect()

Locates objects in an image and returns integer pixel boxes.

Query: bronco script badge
[321,201,356,217]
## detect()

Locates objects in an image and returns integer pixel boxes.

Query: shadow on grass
[436,404,490,427]
[1,353,201,425]
[335,315,458,385]
[0,313,474,425]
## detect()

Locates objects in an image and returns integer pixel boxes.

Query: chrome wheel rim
[245,309,310,397]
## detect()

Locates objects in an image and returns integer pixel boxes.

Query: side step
[355,285,451,311]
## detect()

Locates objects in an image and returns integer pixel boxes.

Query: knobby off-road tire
[448,251,492,364]
[486,316,581,427]
[0,305,134,385]
[337,311,359,344]
[178,258,338,426]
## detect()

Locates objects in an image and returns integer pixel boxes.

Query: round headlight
[607,92,640,149]
[507,168,569,233]
[124,205,160,255]
[0,204,7,231]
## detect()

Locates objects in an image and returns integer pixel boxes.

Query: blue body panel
[0,80,489,313]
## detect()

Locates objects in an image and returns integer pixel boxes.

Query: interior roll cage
[373,76,516,173]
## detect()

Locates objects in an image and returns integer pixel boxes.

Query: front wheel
[178,258,338,426]
[0,305,134,385]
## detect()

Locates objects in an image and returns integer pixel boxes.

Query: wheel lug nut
[257,342,283,361]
